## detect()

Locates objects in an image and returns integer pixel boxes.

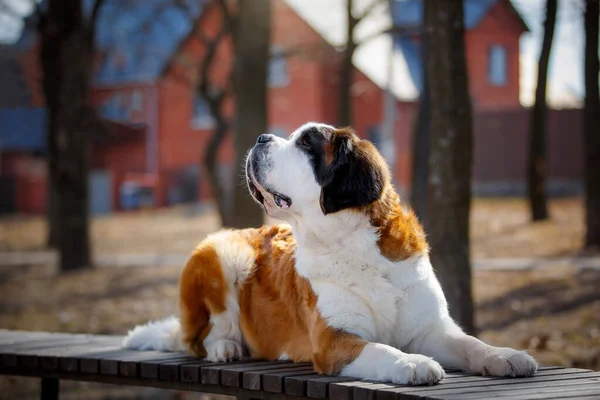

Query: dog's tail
[122,316,186,352]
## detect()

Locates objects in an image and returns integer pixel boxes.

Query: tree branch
[356,24,421,47]
[90,0,106,26]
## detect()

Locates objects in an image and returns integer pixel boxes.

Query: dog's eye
[298,135,310,148]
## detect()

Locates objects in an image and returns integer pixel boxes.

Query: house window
[488,45,507,86]
[131,90,144,111]
[268,47,290,88]
[191,94,215,129]
[98,92,130,121]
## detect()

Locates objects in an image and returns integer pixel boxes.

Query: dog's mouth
[246,158,292,210]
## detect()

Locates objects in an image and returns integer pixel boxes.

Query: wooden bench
[1,330,599,400]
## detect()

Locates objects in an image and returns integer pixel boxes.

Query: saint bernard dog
[123,122,537,385]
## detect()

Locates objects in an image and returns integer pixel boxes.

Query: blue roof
[16,0,205,85]
[390,0,499,96]
[94,0,205,85]
[390,0,498,30]
[0,108,46,151]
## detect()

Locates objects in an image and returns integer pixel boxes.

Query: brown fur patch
[367,185,429,261]
[310,315,367,375]
[179,243,228,357]
[331,130,429,261]
[176,224,366,373]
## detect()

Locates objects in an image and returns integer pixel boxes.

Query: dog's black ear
[319,133,385,215]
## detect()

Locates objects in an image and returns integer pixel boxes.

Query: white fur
[122,316,185,352]
[123,231,256,361]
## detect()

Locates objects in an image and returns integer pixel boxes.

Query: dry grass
[0,197,586,258]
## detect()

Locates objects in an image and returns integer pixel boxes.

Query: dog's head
[245,122,390,220]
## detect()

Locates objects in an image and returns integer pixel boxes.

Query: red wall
[465,0,525,110]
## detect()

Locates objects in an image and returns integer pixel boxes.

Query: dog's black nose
[257,134,273,144]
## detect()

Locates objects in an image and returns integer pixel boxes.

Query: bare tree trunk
[204,118,233,227]
[422,0,474,334]
[584,0,600,250]
[38,0,103,271]
[410,19,430,221]
[527,0,557,222]
[339,0,357,127]
[230,0,270,228]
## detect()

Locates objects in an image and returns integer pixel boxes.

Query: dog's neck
[289,186,429,262]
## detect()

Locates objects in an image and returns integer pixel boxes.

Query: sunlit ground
[0,197,597,398]
[0,197,586,258]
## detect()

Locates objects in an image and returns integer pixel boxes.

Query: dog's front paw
[472,347,537,377]
[392,354,445,385]
[206,339,244,362]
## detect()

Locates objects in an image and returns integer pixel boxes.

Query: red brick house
[1,0,582,214]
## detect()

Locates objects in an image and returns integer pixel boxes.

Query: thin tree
[339,0,385,127]
[35,0,106,271]
[527,0,557,222]
[583,0,600,250]
[192,0,237,227]
[422,0,475,333]
[410,13,430,221]
[230,0,270,228]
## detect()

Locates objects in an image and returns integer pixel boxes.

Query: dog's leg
[179,243,244,361]
[311,322,445,385]
[412,317,538,377]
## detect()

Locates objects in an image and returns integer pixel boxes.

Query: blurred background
[0,0,598,398]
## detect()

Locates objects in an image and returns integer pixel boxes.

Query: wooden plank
[160,359,212,382]
[306,376,358,399]
[140,355,198,379]
[239,365,313,391]
[181,360,234,383]
[330,380,375,400]
[42,342,122,371]
[100,351,187,376]
[0,332,55,347]
[387,372,600,399]
[223,363,312,388]
[354,382,399,400]
[120,353,197,378]
[375,369,598,400]
[58,344,125,372]
[283,372,327,397]
[282,372,321,396]
[437,377,600,400]
[268,371,318,394]
[201,360,291,385]
[506,387,600,400]
[2,336,98,367]
[78,349,150,374]
[26,338,122,370]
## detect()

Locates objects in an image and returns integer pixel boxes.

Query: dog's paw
[391,354,445,385]
[206,339,244,362]
[472,347,537,377]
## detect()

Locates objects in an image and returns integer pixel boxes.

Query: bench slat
[181,360,238,383]
[201,360,290,385]
[0,331,597,400]
[438,377,600,400]
[221,363,312,388]
[139,355,197,379]
[239,365,313,391]
[306,376,360,399]
[374,370,600,400]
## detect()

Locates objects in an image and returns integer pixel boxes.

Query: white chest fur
[292,212,449,351]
